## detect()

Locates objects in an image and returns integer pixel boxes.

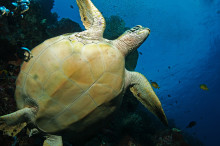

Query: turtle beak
[146,28,150,34]
[130,25,150,35]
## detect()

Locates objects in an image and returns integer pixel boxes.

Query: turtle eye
[134,25,142,31]
[135,25,142,29]
[130,25,143,32]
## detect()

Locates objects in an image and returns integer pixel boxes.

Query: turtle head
[113,25,150,56]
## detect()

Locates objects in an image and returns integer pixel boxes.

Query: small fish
[168,66,171,69]
[21,46,30,52]
[200,84,208,90]
[168,94,171,97]
[70,5,74,9]
[12,2,19,7]
[20,47,33,62]
[0,6,6,15]
[151,82,160,89]
[139,52,142,55]
[5,8,10,16]
[0,6,10,16]
[186,121,196,128]
[17,0,30,5]
[12,2,19,10]
[20,4,29,14]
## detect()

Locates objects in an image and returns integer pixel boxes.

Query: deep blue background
[52,0,220,145]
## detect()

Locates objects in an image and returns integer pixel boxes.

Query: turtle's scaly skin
[15,34,125,133]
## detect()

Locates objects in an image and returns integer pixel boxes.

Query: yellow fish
[200,84,208,91]
[151,82,160,89]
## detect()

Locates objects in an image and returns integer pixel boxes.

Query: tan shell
[15,34,125,133]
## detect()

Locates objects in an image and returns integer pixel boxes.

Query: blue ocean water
[52,0,220,145]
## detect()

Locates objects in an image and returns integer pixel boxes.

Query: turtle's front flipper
[43,135,63,146]
[0,107,36,136]
[76,0,106,38]
[125,70,168,126]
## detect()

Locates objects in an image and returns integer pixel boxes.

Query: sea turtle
[0,0,168,145]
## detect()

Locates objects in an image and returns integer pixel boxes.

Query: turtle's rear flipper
[0,122,27,136]
[0,107,36,136]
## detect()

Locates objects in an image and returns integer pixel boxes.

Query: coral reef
[0,0,30,17]
[0,0,81,61]
[104,15,129,40]
[46,18,82,37]
[153,129,189,146]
